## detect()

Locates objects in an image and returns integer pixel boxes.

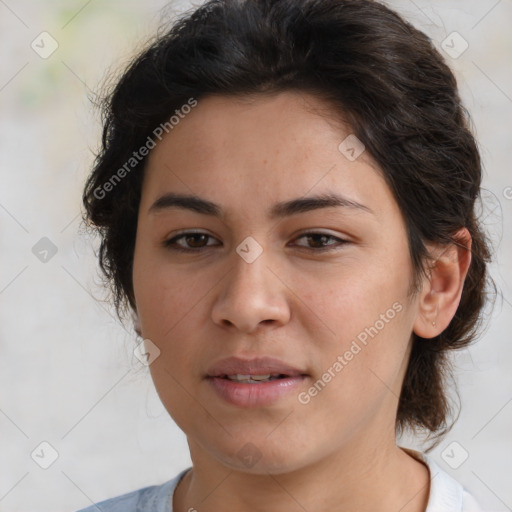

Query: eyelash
[163,231,349,253]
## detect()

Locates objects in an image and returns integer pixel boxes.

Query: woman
[78,0,492,510]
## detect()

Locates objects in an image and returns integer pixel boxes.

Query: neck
[173,436,430,512]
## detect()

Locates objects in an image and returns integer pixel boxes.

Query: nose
[211,249,291,334]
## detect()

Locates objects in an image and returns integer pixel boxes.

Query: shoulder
[74,468,191,512]
[402,448,485,512]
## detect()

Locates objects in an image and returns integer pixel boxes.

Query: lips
[205,356,309,407]
[206,356,307,379]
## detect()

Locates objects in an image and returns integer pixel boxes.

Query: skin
[132,91,471,512]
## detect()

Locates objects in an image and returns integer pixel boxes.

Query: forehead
[148,91,351,169]
[141,91,396,222]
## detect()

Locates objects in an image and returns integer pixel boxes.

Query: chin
[209,437,315,476]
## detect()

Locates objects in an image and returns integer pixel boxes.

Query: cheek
[298,257,410,340]
[133,250,206,425]
[133,242,204,336]
[299,262,414,398]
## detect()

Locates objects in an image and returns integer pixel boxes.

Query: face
[132,91,422,474]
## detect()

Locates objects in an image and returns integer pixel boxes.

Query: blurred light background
[0,1,511,510]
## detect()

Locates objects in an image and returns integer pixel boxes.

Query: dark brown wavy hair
[82,0,493,446]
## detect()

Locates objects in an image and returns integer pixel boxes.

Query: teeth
[228,374,253,381]
[248,374,272,381]
[226,373,281,382]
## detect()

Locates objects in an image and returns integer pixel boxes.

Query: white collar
[401,448,484,511]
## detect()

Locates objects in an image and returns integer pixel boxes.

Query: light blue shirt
[75,467,190,512]
[75,450,485,511]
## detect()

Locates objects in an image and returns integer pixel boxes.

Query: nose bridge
[211,242,289,332]
[229,244,269,296]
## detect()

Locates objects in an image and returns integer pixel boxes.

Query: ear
[413,228,472,338]
[131,308,142,337]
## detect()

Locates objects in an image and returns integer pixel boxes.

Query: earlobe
[431,302,439,328]
[413,228,472,339]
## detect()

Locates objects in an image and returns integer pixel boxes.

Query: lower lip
[207,376,307,408]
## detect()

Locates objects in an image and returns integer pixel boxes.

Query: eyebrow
[148,192,373,219]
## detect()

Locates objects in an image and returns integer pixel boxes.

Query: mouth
[213,373,295,383]
[206,355,308,381]
[205,356,309,407]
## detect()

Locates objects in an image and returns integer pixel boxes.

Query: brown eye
[163,230,348,253]
[293,232,349,251]
[163,232,219,252]
[184,234,209,248]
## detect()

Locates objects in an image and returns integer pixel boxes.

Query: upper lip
[206,356,307,378]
